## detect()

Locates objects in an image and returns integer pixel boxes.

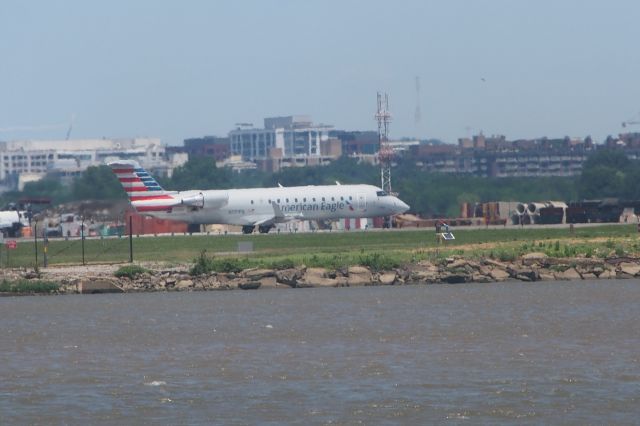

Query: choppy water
[1,280,640,425]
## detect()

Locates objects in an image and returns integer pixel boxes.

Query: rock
[176,279,193,290]
[599,269,616,279]
[471,273,493,283]
[305,267,328,278]
[258,276,277,288]
[347,266,371,275]
[379,272,397,285]
[410,270,438,283]
[619,262,640,277]
[522,252,549,266]
[299,268,337,287]
[347,266,372,286]
[347,274,371,286]
[244,269,276,280]
[489,268,510,281]
[239,280,261,290]
[484,259,509,270]
[558,268,582,281]
[275,268,301,287]
[514,270,538,282]
[616,271,634,279]
[447,259,470,270]
[23,271,40,279]
[334,276,348,287]
[441,273,469,284]
[512,268,538,282]
[538,272,556,281]
[300,276,338,287]
[581,273,598,280]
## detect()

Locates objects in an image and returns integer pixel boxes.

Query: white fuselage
[146,184,409,226]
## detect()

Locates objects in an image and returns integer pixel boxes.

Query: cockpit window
[376,191,388,197]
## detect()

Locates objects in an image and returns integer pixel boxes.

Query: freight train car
[566,199,624,223]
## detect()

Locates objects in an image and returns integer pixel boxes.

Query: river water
[1,280,640,425]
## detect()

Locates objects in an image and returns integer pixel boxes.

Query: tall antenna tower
[375,92,393,195]
[414,76,421,126]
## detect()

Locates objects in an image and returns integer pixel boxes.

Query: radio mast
[375,92,393,194]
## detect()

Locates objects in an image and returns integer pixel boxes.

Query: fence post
[129,215,133,263]
[43,235,48,267]
[81,217,85,266]
[34,221,38,267]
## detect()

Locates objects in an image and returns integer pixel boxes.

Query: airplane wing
[243,214,277,226]
[241,203,304,226]
[271,202,304,221]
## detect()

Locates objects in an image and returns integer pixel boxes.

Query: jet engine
[202,191,229,209]
[180,193,204,208]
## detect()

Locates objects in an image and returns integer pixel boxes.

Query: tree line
[3,149,637,217]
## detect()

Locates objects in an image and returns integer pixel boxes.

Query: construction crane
[622,120,640,128]
[622,112,640,128]
[65,113,76,140]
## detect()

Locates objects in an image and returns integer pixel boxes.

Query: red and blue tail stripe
[108,161,176,211]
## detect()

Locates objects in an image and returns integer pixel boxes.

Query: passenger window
[322,197,325,202]
[251,200,254,204]
[286,198,289,203]
[313,198,316,202]
[277,199,280,203]
[349,196,353,200]
[331,197,335,201]
[303,198,307,202]
[340,197,344,201]
[295,198,298,202]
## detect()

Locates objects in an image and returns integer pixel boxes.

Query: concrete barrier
[79,279,124,294]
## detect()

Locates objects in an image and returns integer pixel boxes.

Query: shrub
[190,250,215,276]
[496,250,516,262]
[266,258,296,270]
[0,280,59,294]
[114,264,149,279]
[190,250,250,275]
[358,252,401,272]
[212,258,249,273]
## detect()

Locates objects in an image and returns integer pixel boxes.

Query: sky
[1,0,640,145]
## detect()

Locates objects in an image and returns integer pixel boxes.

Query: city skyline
[1,0,640,145]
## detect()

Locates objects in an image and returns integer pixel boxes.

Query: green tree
[168,157,233,190]
[579,150,632,199]
[72,165,125,200]
[22,178,71,204]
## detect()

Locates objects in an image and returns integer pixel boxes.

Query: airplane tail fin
[108,160,172,203]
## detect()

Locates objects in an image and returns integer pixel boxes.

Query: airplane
[0,208,29,237]
[108,160,410,234]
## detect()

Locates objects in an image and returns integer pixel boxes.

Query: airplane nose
[393,198,410,213]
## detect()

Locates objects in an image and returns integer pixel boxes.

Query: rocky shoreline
[2,252,640,295]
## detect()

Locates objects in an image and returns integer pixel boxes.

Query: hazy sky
[1,0,639,145]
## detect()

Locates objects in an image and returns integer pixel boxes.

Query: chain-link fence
[1,225,133,269]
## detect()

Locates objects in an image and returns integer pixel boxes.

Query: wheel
[242,225,255,234]
[258,225,272,234]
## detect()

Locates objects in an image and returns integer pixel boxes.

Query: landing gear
[242,225,255,234]
[258,225,273,234]
[383,216,392,229]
